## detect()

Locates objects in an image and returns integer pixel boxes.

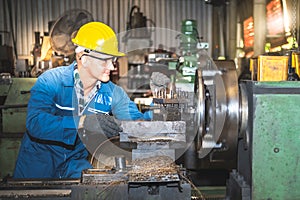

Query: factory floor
[192,186,226,200]
[187,169,228,199]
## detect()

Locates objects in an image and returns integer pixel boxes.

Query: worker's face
[80,51,117,82]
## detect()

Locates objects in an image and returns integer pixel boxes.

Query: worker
[13,21,151,179]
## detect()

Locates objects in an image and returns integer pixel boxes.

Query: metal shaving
[129,156,179,182]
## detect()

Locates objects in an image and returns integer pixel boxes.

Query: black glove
[83,114,122,138]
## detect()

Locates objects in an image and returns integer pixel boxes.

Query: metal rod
[0,104,28,109]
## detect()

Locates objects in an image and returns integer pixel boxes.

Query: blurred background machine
[30,9,94,77]
[120,5,174,97]
[0,74,36,178]
[0,29,36,178]
[0,31,15,76]
[0,9,93,180]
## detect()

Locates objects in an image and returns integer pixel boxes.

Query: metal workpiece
[120,121,186,143]
[115,156,127,171]
[132,146,177,161]
[120,120,186,161]
[194,58,239,163]
[81,168,128,185]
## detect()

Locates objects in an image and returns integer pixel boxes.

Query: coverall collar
[62,61,77,87]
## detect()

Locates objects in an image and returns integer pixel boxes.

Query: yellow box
[257,55,288,81]
[292,52,300,77]
[250,58,258,81]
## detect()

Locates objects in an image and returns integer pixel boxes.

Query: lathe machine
[0,49,300,199]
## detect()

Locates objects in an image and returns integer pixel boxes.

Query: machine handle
[20,90,31,94]
[0,104,28,109]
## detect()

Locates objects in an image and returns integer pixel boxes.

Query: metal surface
[0,179,79,199]
[120,120,186,161]
[194,52,239,165]
[78,155,190,199]
[252,82,300,199]
[81,169,127,184]
[115,156,126,171]
[1,78,36,133]
[0,177,191,200]
[228,81,300,200]
[129,174,180,184]
[226,170,250,200]
[194,69,206,153]
[120,121,186,143]
[71,182,191,200]
[0,77,36,179]
[0,138,22,178]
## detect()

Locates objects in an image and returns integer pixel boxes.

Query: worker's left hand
[83,114,122,138]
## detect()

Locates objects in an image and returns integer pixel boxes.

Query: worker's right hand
[83,114,122,138]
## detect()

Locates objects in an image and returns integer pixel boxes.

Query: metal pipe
[227,0,237,60]
[253,0,266,57]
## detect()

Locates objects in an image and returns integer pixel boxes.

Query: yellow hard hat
[72,22,125,57]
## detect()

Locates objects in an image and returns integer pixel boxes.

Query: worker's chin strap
[26,129,78,150]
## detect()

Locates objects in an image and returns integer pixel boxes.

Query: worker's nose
[105,60,115,70]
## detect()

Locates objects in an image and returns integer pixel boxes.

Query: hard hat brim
[92,50,125,57]
[108,51,125,57]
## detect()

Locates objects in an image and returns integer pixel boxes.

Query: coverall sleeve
[26,71,78,145]
[111,85,152,120]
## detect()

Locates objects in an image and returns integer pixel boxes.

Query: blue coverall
[13,62,149,179]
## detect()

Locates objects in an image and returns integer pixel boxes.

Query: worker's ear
[81,56,87,67]
[77,52,87,67]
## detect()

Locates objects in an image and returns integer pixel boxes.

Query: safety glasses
[80,49,118,64]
